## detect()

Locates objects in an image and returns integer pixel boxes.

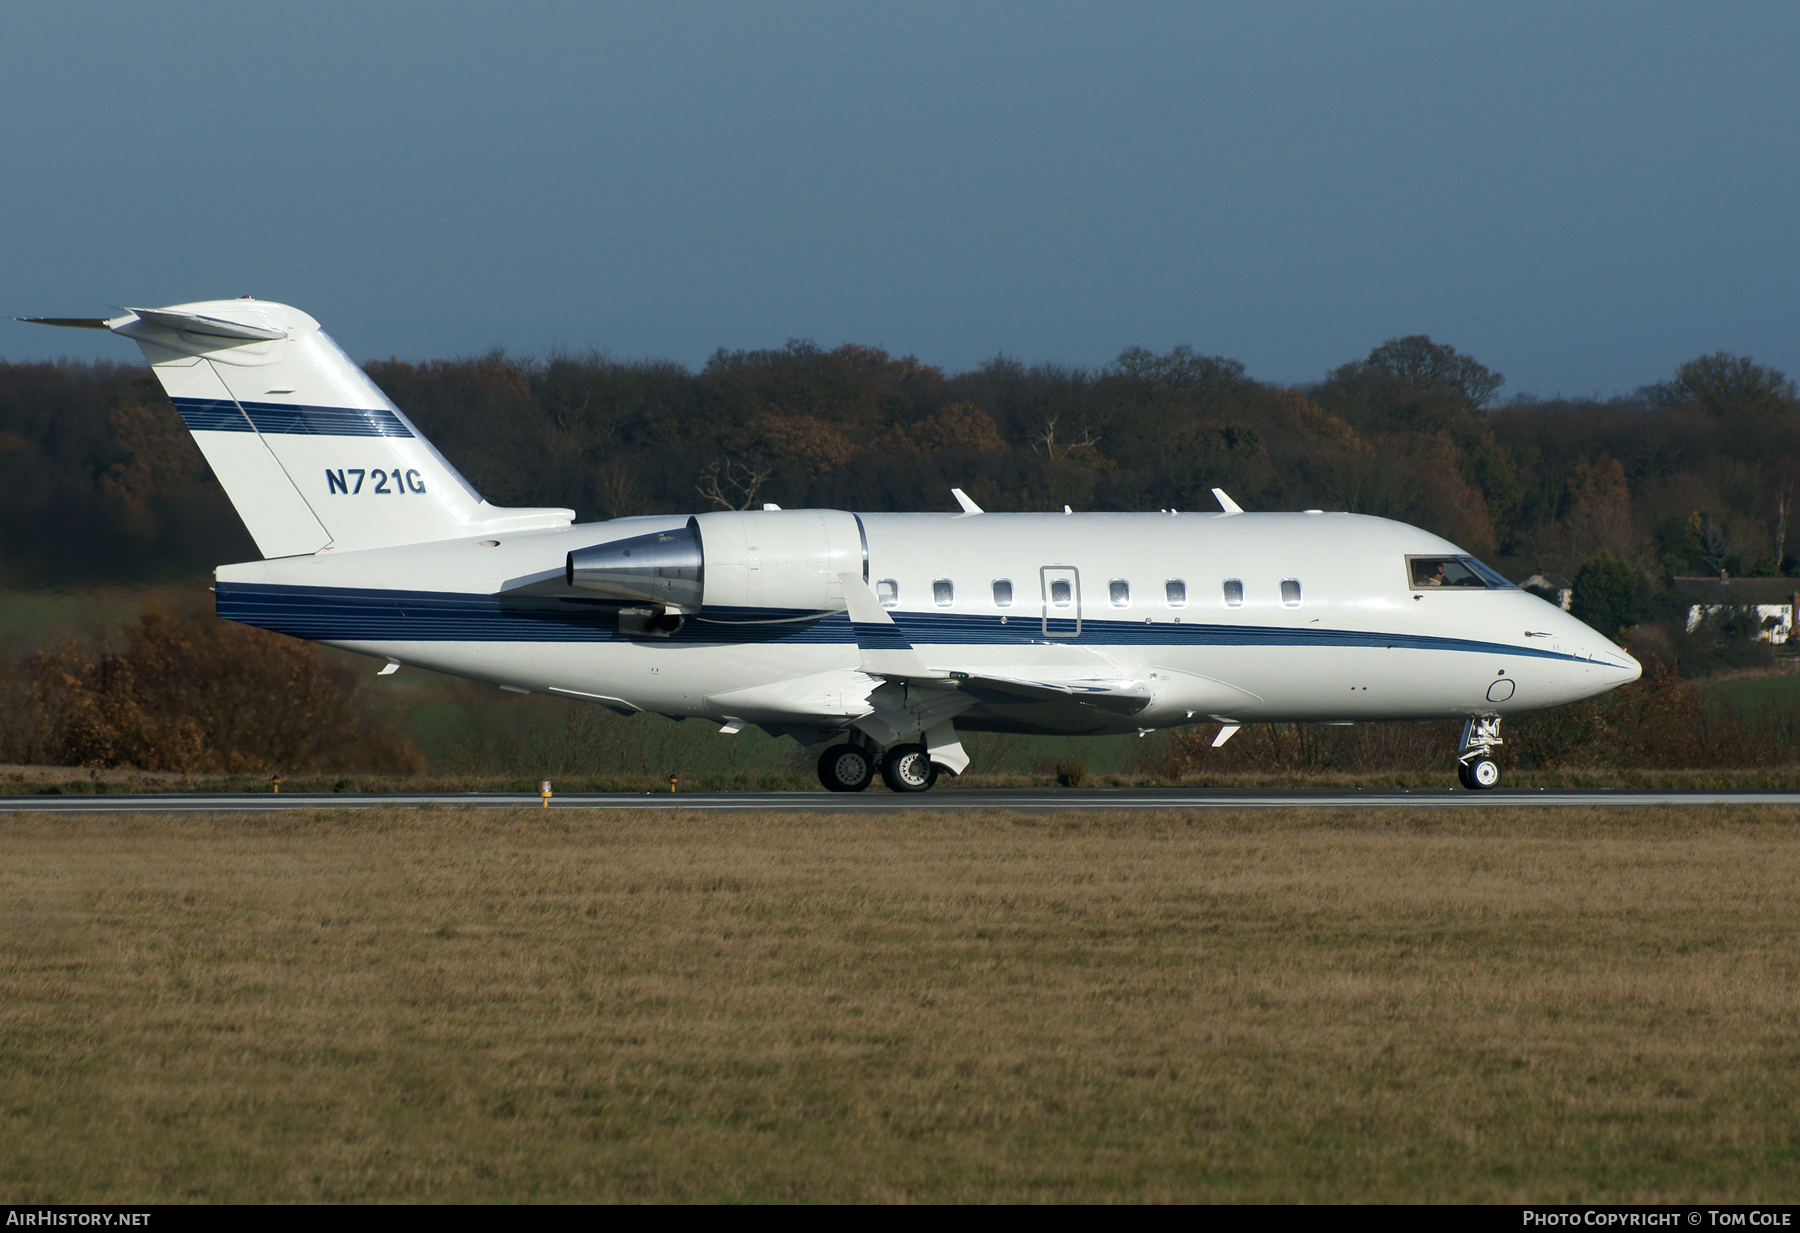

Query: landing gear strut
[1457,715,1502,790]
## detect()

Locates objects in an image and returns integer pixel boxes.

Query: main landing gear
[1457,715,1503,790]
[879,745,938,793]
[818,744,875,792]
[817,741,943,793]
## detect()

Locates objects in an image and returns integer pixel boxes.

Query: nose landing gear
[1456,715,1503,790]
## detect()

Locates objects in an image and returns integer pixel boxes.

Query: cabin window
[1223,578,1244,607]
[992,579,1013,607]
[1050,579,1073,607]
[877,578,899,608]
[1109,579,1130,607]
[933,579,954,607]
[1281,579,1302,607]
[1165,579,1187,607]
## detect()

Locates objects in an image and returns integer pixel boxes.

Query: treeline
[4,334,1796,654]
[0,607,418,774]
[0,360,257,583]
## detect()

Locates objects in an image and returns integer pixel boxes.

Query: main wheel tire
[818,744,874,792]
[1467,757,1500,790]
[880,744,938,793]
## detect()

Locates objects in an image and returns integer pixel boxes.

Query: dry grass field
[3,804,1798,1203]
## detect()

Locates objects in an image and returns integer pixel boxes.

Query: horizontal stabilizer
[17,317,113,330]
[119,307,288,341]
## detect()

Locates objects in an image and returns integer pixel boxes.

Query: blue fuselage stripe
[215,581,1586,662]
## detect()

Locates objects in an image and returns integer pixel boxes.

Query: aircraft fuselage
[213,509,1636,736]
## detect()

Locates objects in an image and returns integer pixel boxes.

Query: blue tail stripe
[174,398,414,438]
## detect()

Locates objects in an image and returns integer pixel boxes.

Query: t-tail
[24,299,572,557]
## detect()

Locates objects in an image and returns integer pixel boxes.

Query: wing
[835,571,1153,720]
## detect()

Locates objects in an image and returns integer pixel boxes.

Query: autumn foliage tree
[3,608,419,774]
[1648,353,1797,417]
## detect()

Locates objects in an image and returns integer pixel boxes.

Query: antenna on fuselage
[1212,488,1243,515]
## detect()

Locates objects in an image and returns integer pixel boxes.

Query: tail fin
[90,300,572,557]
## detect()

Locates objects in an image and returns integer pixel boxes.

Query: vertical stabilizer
[95,300,573,557]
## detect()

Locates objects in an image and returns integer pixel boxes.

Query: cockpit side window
[1406,555,1516,590]
[1461,557,1517,588]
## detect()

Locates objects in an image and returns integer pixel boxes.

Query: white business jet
[26,300,1641,792]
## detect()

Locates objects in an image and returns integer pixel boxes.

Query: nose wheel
[1458,757,1500,790]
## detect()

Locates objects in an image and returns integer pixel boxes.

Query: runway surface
[6,788,1800,813]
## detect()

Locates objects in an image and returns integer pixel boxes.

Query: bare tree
[1029,415,1101,460]
[594,458,642,520]
[1775,490,1789,571]
[541,392,589,470]
[695,456,774,510]
[1697,516,1729,577]
[1771,460,1798,571]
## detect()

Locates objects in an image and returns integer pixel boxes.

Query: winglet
[1212,487,1243,515]
[837,572,938,678]
[951,488,983,515]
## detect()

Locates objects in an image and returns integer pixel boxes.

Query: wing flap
[948,672,1154,716]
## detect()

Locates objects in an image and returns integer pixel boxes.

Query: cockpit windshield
[1406,555,1516,590]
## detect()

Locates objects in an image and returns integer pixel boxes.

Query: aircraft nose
[1584,641,1640,680]
[1556,606,1640,681]
[1620,647,1643,683]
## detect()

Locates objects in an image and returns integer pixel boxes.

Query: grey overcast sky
[2,2,1796,398]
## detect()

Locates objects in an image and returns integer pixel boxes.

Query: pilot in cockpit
[1411,557,1492,588]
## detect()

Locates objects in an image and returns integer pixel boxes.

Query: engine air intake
[566,522,705,611]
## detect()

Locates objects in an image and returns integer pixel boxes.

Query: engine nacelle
[566,522,704,611]
[566,509,866,619]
